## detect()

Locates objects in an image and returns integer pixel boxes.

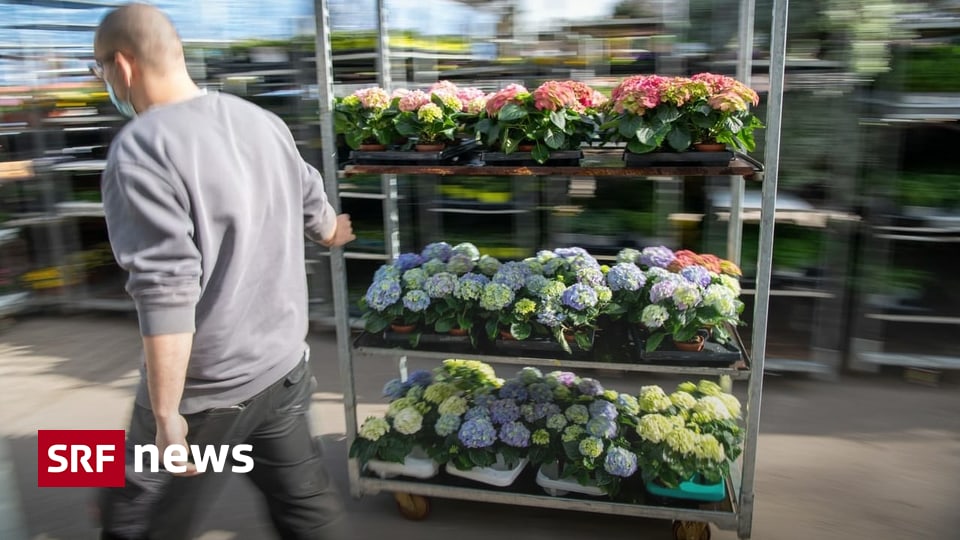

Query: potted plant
[359,255,434,345]
[472,81,598,164]
[393,84,463,151]
[333,86,401,150]
[685,73,763,152]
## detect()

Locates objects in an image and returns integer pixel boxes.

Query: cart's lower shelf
[356,471,740,530]
[352,331,751,379]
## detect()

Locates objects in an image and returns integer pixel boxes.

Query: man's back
[103,91,320,413]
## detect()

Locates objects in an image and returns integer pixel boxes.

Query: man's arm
[299,159,355,247]
[102,161,201,475]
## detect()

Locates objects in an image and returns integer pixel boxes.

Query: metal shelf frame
[314,0,786,538]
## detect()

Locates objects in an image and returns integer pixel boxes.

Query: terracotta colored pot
[673,335,705,352]
[390,323,417,334]
[499,329,517,341]
[448,328,468,336]
[359,143,386,151]
[694,142,726,152]
[518,144,536,152]
[415,143,445,152]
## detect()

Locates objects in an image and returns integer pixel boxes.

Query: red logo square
[38,430,126,487]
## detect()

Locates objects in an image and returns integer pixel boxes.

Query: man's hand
[321,213,356,247]
[156,414,200,477]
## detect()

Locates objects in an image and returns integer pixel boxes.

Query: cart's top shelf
[343,157,760,178]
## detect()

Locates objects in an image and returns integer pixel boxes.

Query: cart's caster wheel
[672,521,711,540]
[394,492,430,521]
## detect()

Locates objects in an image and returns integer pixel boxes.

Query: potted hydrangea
[685,73,763,152]
[334,86,401,150]
[360,255,434,346]
[393,82,463,151]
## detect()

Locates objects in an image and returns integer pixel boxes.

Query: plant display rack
[315,0,788,538]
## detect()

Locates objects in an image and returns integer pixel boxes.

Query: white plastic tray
[535,464,604,497]
[366,448,439,479]
[445,456,528,487]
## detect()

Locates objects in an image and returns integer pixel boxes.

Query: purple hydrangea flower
[458,417,497,448]
[606,263,647,292]
[604,447,638,477]
[402,290,431,312]
[649,276,681,304]
[498,380,529,402]
[421,242,453,262]
[464,406,491,421]
[528,383,554,403]
[554,247,589,258]
[489,399,521,425]
[446,253,476,275]
[588,400,619,421]
[365,279,401,311]
[639,246,676,269]
[681,265,713,288]
[424,272,458,298]
[549,371,578,387]
[586,416,618,439]
[562,283,599,311]
[473,392,497,408]
[382,378,406,400]
[499,421,531,448]
[493,262,530,291]
[407,370,433,388]
[393,253,424,272]
[523,402,561,423]
[577,378,604,397]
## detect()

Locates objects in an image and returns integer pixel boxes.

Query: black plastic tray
[623,150,733,167]
[480,150,583,167]
[350,141,479,165]
[628,326,741,367]
[492,332,594,359]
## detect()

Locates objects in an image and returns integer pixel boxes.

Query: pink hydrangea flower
[429,80,459,96]
[611,75,670,115]
[463,95,489,115]
[433,92,463,112]
[399,90,431,113]
[561,81,607,112]
[456,87,487,110]
[391,88,411,99]
[485,84,528,116]
[692,73,759,109]
[353,87,390,110]
[533,80,579,112]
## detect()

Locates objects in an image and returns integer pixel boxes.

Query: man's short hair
[94,3,183,71]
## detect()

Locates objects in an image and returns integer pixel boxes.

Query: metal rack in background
[315,0,788,537]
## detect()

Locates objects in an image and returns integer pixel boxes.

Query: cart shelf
[344,157,761,178]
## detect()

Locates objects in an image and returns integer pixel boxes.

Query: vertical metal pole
[375,0,400,261]
[727,0,756,266]
[376,0,391,91]
[739,0,787,538]
[314,0,361,498]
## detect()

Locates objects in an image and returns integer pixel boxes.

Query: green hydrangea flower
[546,413,568,431]
[578,437,604,459]
[342,95,360,106]
[359,416,390,442]
[670,391,697,410]
[417,103,443,123]
[596,286,613,303]
[693,433,726,462]
[438,395,468,416]
[616,393,640,415]
[422,258,447,276]
[677,381,698,394]
[532,429,551,446]
[552,386,573,402]
[718,393,742,418]
[480,283,515,311]
[519,367,543,385]
[692,396,733,422]
[514,298,537,317]
[565,404,590,425]
[387,397,416,417]
[698,380,723,397]
[562,425,585,443]
[424,382,458,404]
[636,413,673,444]
[414,401,432,415]
[406,386,424,401]
[393,408,423,435]
[402,268,427,290]
[639,385,672,413]
[665,427,698,456]
[719,274,742,296]
[540,280,567,300]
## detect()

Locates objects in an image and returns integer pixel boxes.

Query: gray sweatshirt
[101,91,338,414]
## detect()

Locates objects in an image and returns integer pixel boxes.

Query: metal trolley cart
[311,0,789,538]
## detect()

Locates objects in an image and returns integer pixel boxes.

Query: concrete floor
[1,314,959,540]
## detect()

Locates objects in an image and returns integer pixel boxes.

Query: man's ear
[113,51,135,87]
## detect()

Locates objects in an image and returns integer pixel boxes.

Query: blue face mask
[105,81,137,118]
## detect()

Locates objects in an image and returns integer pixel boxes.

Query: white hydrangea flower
[693,396,733,422]
[359,416,390,441]
[392,407,424,435]
[718,393,742,418]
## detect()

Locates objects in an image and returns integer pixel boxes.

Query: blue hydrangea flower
[577,378,604,397]
[586,416,618,439]
[382,379,406,400]
[588,400,619,421]
[524,275,550,295]
[421,242,453,262]
[446,253,476,275]
[616,248,641,264]
[454,273,488,301]
[523,402,561,423]
[604,447,638,477]
[477,255,501,276]
[554,247,589,258]
[649,276,681,304]
[393,253,424,272]
[407,370,433,388]
[570,256,601,273]
[542,257,566,276]
[536,304,566,328]
[606,263,647,292]
[402,268,427,290]
[493,262,529,291]
[458,417,497,448]
[498,380,528,402]
[374,265,401,281]
[452,242,480,261]
[528,383,554,403]
[479,283,515,311]
[424,272,458,298]
[562,283,599,311]
[473,392,497,409]
[365,279,401,311]
[464,406,491,421]
[639,246,676,269]
[402,290,431,312]
[681,265,713,288]
[489,399,521,425]
[435,414,462,437]
[499,421,531,448]
[422,258,447,276]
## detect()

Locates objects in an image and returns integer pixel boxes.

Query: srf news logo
[38,430,253,488]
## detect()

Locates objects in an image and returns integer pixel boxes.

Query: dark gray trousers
[98,356,346,540]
